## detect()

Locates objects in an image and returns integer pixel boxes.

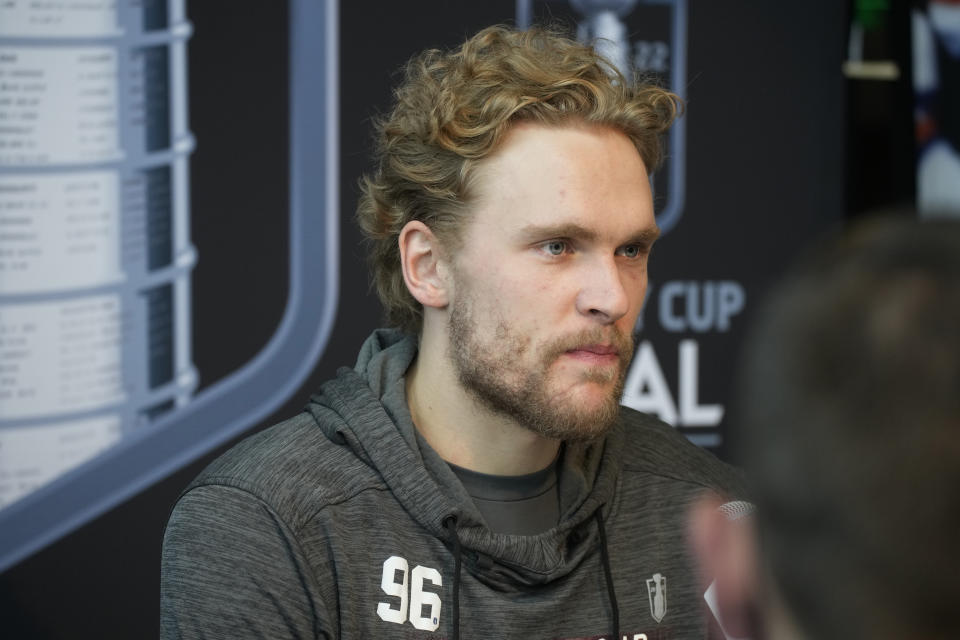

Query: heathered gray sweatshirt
[161,329,744,639]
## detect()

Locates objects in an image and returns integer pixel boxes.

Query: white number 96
[376,555,443,631]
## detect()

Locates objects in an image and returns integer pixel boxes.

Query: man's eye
[544,241,567,256]
[619,244,643,259]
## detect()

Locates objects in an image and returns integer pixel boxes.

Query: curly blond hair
[357,24,681,333]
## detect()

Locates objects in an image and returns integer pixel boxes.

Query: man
[689,218,960,640]
[162,25,743,639]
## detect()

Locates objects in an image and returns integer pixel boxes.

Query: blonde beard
[446,291,632,442]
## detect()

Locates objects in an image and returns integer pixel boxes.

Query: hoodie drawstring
[442,512,618,640]
[595,509,620,640]
[443,515,462,640]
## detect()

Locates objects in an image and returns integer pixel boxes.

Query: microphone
[703,501,755,640]
[716,500,755,522]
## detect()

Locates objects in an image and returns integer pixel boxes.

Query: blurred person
[690,217,960,640]
[161,25,745,639]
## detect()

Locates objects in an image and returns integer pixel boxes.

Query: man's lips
[563,344,620,362]
[570,344,618,356]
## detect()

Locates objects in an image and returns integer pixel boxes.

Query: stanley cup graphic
[0,1,197,508]
[570,0,640,79]
[517,0,687,235]
[0,0,338,572]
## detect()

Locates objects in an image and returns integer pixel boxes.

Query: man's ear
[399,220,450,310]
[688,494,760,640]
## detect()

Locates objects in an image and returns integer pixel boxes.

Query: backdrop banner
[0,1,845,637]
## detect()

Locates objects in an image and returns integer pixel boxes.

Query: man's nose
[575,257,631,323]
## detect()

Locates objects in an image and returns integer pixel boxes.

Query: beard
[447,292,633,442]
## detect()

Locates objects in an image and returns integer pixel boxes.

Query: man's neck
[405,330,560,476]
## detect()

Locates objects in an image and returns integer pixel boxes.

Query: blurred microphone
[704,500,755,640]
[716,500,754,522]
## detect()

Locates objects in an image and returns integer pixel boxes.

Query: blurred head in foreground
[692,217,960,640]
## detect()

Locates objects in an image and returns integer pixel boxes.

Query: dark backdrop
[1,1,909,637]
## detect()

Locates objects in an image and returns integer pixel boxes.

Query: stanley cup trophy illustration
[0,1,197,508]
[571,0,639,81]
[518,0,687,234]
[0,0,338,572]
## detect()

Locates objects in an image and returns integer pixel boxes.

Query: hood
[306,329,626,590]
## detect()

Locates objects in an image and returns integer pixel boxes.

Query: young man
[690,218,960,640]
[162,26,744,639]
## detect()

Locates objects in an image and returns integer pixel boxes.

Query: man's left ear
[398,220,450,310]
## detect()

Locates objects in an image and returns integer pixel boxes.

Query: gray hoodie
[161,329,743,639]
